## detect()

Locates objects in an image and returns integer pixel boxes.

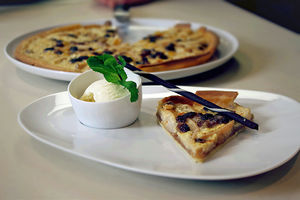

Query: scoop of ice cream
[80,79,129,102]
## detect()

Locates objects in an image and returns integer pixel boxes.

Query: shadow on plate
[144,57,247,86]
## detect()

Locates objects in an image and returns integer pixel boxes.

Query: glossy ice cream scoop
[80,79,129,102]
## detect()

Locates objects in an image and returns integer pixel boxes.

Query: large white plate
[5,18,238,82]
[18,86,300,180]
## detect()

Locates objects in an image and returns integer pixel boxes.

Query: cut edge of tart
[123,25,219,72]
[156,90,253,162]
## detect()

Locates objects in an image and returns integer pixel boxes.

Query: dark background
[1,0,299,33]
[226,0,300,33]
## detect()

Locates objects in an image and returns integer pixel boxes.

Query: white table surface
[1,0,299,199]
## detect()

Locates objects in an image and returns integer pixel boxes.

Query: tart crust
[14,23,219,73]
[156,91,253,162]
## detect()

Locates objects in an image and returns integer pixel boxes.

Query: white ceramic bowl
[68,69,142,129]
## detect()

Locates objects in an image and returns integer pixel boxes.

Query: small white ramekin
[68,69,142,129]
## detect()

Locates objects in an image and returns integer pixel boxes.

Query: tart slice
[156,91,253,162]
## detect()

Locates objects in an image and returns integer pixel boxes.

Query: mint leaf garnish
[120,80,139,102]
[87,54,139,102]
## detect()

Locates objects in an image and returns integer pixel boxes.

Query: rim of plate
[17,86,300,180]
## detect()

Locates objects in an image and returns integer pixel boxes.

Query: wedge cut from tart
[156,90,253,162]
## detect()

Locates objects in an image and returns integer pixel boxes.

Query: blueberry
[70,56,89,63]
[44,47,55,52]
[67,34,77,38]
[184,112,197,119]
[195,138,206,143]
[206,119,218,128]
[198,43,208,50]
[176,115,186,123]
[54,50,63,55]
[201,113,214,120]
[165,43,175,51]
[155,51,168,59]
[103,50,113,54]
[176,112,196,123]
[197,120,205,127]
[56,42,64,47]
[52,39,64,47]
[70,58,78,63]
[178,123,190,132]
[69,46,78,52]
[78,56,89,60]
[106,29,116,33]
[198,46,205,50]
[217,115,230,124]
[143,35,162,43]
[142,57,149,64]
[148,35,157,42]
[141,49,151,57]
[150,53,157,58]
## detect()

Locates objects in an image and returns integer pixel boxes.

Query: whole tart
[14,22,219,73]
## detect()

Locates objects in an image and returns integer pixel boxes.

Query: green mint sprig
[87,54,139,102]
